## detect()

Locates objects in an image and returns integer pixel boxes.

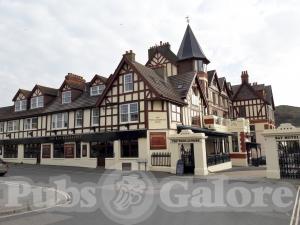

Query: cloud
[0,0,298,106]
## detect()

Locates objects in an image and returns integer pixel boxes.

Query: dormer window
[124,73,133,92]
[62,91,71,104]
[90,85,105,96]
[31,96,44,109]
[15,100,27,112]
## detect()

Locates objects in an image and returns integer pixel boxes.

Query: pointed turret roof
[177,25,210,64]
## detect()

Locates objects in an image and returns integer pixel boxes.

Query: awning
[177,125,233,137]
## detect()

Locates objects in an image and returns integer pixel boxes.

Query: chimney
[123,50,135,62]
[148,41,171,60]
[65,73,86,84]
[241,70,249,84]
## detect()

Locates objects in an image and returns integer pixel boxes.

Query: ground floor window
[53,143,64,158]
[76,142,81,158]
[90,141,114,158]
[42,145,51,158]
[3,145,18,158]
[64,144,75,158]
[121,139,138,158]
[24,144,41,158]
[82,144,87,157]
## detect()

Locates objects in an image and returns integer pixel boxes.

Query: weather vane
[185,16,190,24]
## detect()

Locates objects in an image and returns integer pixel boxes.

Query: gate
[180,144,195,174]
[278,143,300,179]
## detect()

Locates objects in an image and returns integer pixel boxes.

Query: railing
[207,153,231,166]
[151,152,171,167]
[278,150,300,179]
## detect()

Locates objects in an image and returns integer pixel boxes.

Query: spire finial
[185,16,190,24]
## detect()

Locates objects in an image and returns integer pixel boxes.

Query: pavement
[0,164,298,225]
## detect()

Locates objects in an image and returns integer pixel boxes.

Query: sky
[0,0,299,107]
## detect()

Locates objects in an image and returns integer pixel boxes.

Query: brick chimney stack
[65,73,86,84]
[123,50,135,62]
[241,71,249,84]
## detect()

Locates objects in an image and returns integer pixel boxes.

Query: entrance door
[180,143,195,174]
[36,150,41,164]
[97,156,105,167]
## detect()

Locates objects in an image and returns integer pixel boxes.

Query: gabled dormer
[146,41,178,76]
[89,75,107,96]
[12,89,31,112]
[29,85,58,109]
[59,73,86,104]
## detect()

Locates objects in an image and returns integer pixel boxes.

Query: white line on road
[290,186,300,225]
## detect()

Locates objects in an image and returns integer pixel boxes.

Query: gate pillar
[265,136,280,179]
[194,135,209,176]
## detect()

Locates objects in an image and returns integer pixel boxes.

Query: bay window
[92,108,100,126]
[120,102,138,123]
[62,91,71,104]
[124,73,133,92]
[52,112,68,129]
[31,96,44,109]
[15,100,27,111]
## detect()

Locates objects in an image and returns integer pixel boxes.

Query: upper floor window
[31,96,44,109]
[52,112,68,129]
[7,120,19,132]
[0,122,4,133]
[24,117,38,130]
[62,91,71,104]
[92,108,100,126]
[15,100,27,112]
[75,110,83,127]
[90,85,105,96]
[191,89,199,106]
[171,104,181,122]
[124,73,133,92]
[120,102,138,123]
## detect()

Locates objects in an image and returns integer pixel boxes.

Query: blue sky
[0,0,299,106]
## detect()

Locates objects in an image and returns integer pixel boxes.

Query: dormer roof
[12,89,31,101]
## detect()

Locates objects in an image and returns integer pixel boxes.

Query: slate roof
[207,70,216,85]
[146,43,178,65]
[12,89,31,101]
[218,77,226,89]
[33,85,59,97]
[232,83,274,106]
[0,84,99,121]
[132,61,184,104]
[168,72,196,98]
[177,25,210,64]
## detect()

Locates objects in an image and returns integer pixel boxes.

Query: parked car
[0,159,8,176]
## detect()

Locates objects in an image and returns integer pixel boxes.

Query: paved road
[0,164,298,225]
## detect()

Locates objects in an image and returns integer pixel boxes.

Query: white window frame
[52,112,68,129]
[90,85,105,96]
[75,110,83,127]
[7,120,19,132]
[24,117,38,130]
[91,108,100,126]
[31,96,44,109]
[120,102,139,123]
[123,73,133,92]
[62,91,72,104]
[15,100,27,112]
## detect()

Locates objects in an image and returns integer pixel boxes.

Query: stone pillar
[170,141,179,174]
[265,136,280,179]
[18,144,24,163]
[194,133,208,176]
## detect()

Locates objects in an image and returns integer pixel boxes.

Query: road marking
[0,181,71,219]
[290,186,300,225]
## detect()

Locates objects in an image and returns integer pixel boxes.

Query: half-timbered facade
[0,24,275,173]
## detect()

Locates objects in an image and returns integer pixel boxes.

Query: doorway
[180,143,195,174]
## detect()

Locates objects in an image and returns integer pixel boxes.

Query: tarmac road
[0,164,297,225]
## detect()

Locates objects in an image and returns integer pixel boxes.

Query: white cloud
[0,0,298,106]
